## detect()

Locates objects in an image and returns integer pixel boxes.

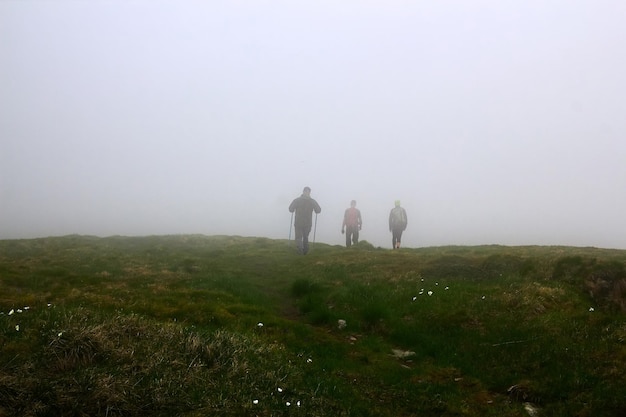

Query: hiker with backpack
[341,200,362,247]
[389,200,407,249]
[289,186,322,255]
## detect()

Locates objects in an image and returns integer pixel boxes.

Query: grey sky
[1,1,625,249]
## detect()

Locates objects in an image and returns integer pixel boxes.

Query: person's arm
[314,200,321,214]
[288,199,297,213]
[358,210,362,229]
[342,209,347,232]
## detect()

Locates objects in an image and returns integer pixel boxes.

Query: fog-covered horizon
[2,1,625,250]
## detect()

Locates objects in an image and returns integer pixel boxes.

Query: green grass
[1,235,626,416]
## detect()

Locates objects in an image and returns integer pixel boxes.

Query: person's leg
[392,229,400,249]
[353,227,359,245]
[396,230,403,248]
[345,227,352,247]
[295,227,304,254]
[302,225,312,254]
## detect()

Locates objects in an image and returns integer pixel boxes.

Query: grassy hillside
[1,235,625,416]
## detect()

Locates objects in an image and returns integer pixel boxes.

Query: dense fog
[2,1,625,249]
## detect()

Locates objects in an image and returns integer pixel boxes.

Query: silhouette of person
[341,200,362,247]
[289,187,321,254]
[389,200,407,249]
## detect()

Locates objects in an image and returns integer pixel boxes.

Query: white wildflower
[297,400,301,407]
[589,307,595,312]
[445,286,449,290]
[428,291,433,296]
[15,325,19,331]
[8,309,14,316]
[306,358,313,363]
[337,319,347,329]
[412,296,417,301]
[252,399,259,405]
[277,387,283,393]
[286,401,291,406]
[257,322,264,328]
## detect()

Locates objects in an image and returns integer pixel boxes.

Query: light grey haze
[1,1,625,249]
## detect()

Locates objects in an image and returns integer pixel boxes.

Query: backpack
[345,208,360,227]
[391,207,406,227]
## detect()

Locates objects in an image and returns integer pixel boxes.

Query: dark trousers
[294,225,312,254]
[392,228,403,249]
[345,225,359,247]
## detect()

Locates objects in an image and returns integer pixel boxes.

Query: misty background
[1,1,625,249]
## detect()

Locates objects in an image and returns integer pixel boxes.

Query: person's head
[350,200,356,207]
[303,186,311,195]
[395,200,401,207]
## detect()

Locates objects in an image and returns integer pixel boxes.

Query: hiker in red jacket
[341,200,362,247]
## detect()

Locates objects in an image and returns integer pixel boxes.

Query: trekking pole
[289,212,293,241]
[313,213,318,243]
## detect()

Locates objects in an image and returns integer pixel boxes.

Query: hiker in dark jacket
[389,200,407,249]
[341,200,362,247]
[289,187,321,254]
